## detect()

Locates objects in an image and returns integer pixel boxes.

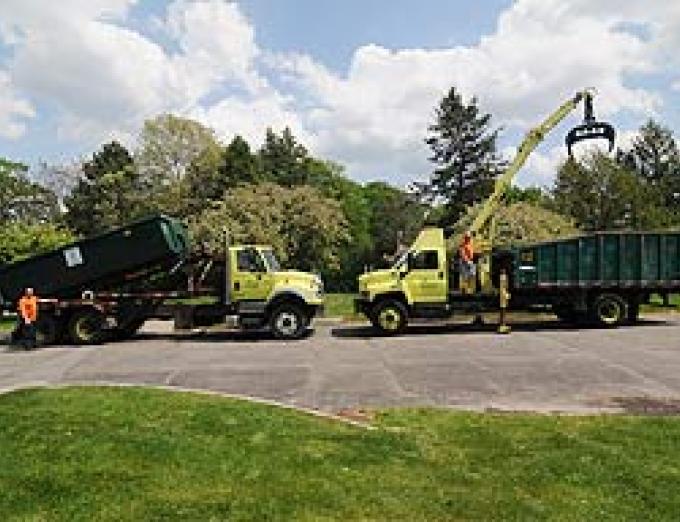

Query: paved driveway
[2,315,680,413]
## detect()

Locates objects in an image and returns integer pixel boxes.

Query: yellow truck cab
[226,244,324,339]
[355,228,451,334]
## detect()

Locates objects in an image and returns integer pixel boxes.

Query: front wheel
[370,299,408,335]
[591,294,627,327]
[270,303,307,340]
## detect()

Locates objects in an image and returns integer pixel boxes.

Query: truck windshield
[392,250,409,270]
[261,250,281,272]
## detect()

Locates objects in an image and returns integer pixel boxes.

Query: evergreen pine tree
[419,87,504,225]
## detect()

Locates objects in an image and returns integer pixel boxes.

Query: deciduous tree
[0,221,74,264]
[190,182,350,271]
[553,152,667,231]
[0,158,60,223]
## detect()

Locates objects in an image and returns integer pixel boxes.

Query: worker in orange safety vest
[17,287,38,349]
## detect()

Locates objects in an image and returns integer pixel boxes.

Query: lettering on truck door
[406,249,447,303]
[232,248,274,301]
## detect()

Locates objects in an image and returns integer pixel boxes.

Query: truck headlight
[313,276,324,298]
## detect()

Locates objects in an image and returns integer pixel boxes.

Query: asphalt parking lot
[2,314,680,414]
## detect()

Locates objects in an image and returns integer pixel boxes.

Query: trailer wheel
[370,299,408,335]
[36,314,62,346]
[270,303,306,340]
[592,294,627,327]
[68,309,105,344]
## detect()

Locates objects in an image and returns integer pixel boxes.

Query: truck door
[405,249,447,303]
[231,248,274,302]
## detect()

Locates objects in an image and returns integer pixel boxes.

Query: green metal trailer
[502,231,680,325]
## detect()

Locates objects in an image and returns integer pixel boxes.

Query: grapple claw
[566,121,616,156]
[565,91,616,157]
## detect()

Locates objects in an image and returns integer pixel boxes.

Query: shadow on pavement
[331,318,670,339]
[127,327,315,344]
[1,328,314,351]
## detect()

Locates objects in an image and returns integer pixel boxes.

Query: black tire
[270,303,306,340]
[591,293,627,327]
[370,299,408,335]
[35,314,63,346]
[67,309,105,345]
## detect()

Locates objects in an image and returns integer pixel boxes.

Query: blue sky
[0,0,678,188]
[237,0,513,70]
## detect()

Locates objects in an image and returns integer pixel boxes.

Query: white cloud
[0,0,287,148]
[1,0,679,187]
[165,0,265,96]
[276,0,678,184]
[0,70,35,139]
[190,93,310,148]
[502,144,567,189]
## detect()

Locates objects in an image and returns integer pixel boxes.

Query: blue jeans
[21,322,37,349]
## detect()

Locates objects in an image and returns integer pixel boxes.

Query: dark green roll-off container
[512,231,680,289]
[0,215,189,306]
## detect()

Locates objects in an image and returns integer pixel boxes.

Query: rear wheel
[270,303,306,340]
[370,299,408,335]
[68,309,105,345]
[591,294,627,327]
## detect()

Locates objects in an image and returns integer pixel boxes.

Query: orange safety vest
[18,296,38,322]
[459,238,474,263]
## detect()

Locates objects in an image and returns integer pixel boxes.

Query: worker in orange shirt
[17,287,39,349]
[459,231,476,294]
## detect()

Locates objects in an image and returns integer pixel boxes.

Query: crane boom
[469,89,593,239]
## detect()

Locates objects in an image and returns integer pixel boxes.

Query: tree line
[1,87,679,290]
[1,116,425,290]
[417,87,680,244]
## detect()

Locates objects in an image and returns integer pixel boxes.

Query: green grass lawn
[0,315,15,332]
[2,387,680,520]
[324,293,362,319]
[643,293,680,312]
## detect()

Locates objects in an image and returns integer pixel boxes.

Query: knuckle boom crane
[356,89,622,335]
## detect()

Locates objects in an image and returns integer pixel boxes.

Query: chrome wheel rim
[275,311,299,337]
[378,308,401,331]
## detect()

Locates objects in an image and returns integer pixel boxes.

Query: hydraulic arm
[466,89,615,293]
[469,88,614,247]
